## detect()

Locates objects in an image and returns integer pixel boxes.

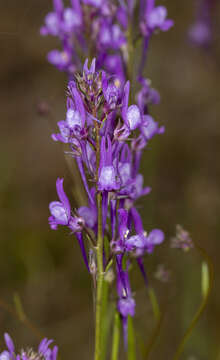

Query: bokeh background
[0,1,220,359]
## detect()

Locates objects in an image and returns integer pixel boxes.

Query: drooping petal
[56,178,71,219]
[4,333,15,355]
[147,229,164,244]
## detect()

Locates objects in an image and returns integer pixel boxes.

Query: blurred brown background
[0,1,220,359]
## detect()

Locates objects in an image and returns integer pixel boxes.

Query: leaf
[13,293,26,321]
[201,261,209,299]
[148,287,160,321]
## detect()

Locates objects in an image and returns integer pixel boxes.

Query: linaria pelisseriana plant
[0,1,214,359]
[41,2,173,359]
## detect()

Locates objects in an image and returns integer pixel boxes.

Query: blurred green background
[0,1,220,359]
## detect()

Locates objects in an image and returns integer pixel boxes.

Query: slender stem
[127,316,136,360]
[94,110,105,360]
[111,311,121,360]
[173,243,214,360]
[0,296,43,340]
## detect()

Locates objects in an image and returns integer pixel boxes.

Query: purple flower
[118,297,136,317]
[141,2,174,36]
[52,85,86,144]
[102,74,120,110]
[46,56,168,341]
[171,225,193,251]
[61,8,82,32]
[188,21,212,47]
[145,229,164,253]
[124,207,164,255]
[98,136,119,191]
[98,21,126,50]
[188,0,215,48]
[137,77,160,113]
[47,50,73,72]
[141,115,165,141]
[49,178,71,228]
[83,0,102,8]
[49,178,84,232]
[111,209,129,253]
[78,206,97,228]
[116,256,136,346]
[40,12,60,36]
[0,333,58,360]
[147,6,174,32]
[122,82,142,131]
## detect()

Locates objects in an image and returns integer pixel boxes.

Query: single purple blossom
[98,136,119,191]
[49,178,84,232]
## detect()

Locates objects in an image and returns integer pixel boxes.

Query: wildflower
[137,77,160,114]
[141,115,165,141]
[154,264,171,282]
[171,225,194,251]
[140,0,174,36]
[188,0,215,48]
[0,333,58,360]
[48,58,166,344]
[97,137,119,191]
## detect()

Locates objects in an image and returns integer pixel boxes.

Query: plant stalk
[94,110,105,360]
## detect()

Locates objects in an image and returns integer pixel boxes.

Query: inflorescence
[42,0,173,345]
[48,58,165,339]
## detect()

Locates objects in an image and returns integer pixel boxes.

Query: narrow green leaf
[127,316,136,360]
[111,311,121,360]
[13,293,26,321]
[148,287,160,320]
[201,261,209,299]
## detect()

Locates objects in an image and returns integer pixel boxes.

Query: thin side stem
[0,296,43,340]
[173,243,214,360]
[94,111,105,360]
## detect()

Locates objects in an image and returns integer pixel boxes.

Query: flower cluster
[41,0,174,349]
[0,334,58,360]
[41,0,173,102]
[48,58,165,340]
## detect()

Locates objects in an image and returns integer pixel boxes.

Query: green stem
[111,311,121,360]
[94,111,105,360]
[127,316,136,360]
[148,287,160,321]
[173,243,214,360]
